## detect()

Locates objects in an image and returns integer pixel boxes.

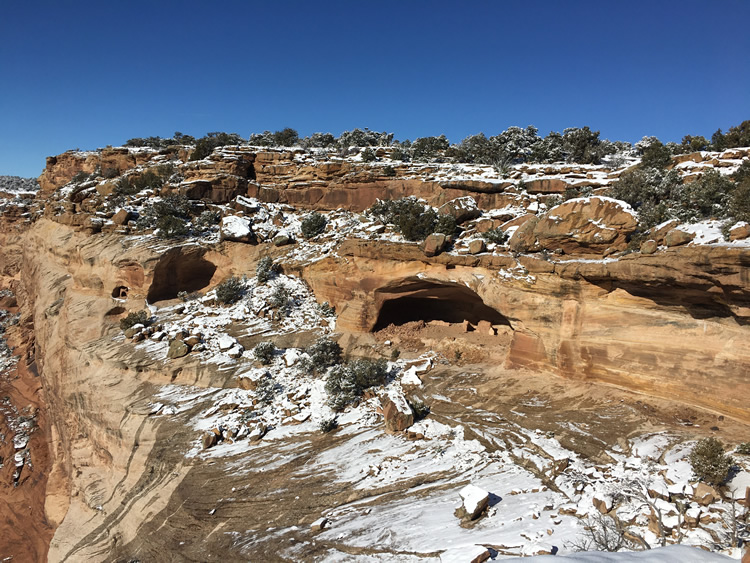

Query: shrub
[482,227,509,245]
[736,443,750,455]
[136,194,193,232]
[256,256,276,283]
[319,417,338,433]
[640,139,673,170]
[325,357,389,411]
[434,214,457,236]
[676,169,734,221]
[253,341,276,365]
[609,168,682,229]
[193,209,221,232]
[382,165,396,177]
[190,132,244,161]
[120,310,150,330]
[318,301,335,316]
[306,337,342,374]
[215,276,244,305]
[411,135,449,161]
[360,147,377,162]
[155,214,188,239]
[689,437,734,486]
[255,376,277,405]
[729,178,750,223]
[300,211,327,239]
[369,197,437,241]
[408,398,430,421]
[269,284,293,315]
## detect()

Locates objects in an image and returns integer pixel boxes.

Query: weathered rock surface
[381,390,414,432]
[508,196,637,254]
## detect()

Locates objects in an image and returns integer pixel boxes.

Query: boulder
[468,239,486,255]
[220,215,256,244]
[438,196,481,224]
[592,495,613,514]
[640,239,658,254]
[310,517,328,532]
[508,196,637,254]
[459,484,490,520]
[423,233,448,257]
[381,390,414,432]
[167,339,189,359]
[693,482,720,506]
[111,209,132,225]
[649,220,680,245]
[729,222,750,241]
[184,335,201,347]
[201,432,218,450]
[665,229,695,247]
[273,232,293,246]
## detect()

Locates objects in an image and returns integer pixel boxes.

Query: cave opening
[147,250,217,303]
[372,281,509,332]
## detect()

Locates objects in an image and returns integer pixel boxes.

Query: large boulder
[508,196,637,254]
[167,339,190,359]
[458,484,490,520]
[665,228,695,247]
[438,196,481,224]
[729,222,750,241]
[381,390,414,432]
[423,233,448,257]
[220,215,256,243]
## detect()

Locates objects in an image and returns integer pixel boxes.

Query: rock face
[509,196,637,254]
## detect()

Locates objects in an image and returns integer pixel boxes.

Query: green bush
[411,135,449,161]
[306,337,342,374]
[120,310,150,330]
[300,211,327,239]
[253,341,276,365]
[360,147,377,162]
[482,227,509,245]
[193,209,221,232]
[256,256,276,283]
[434,214,457,236]
[729,179,750,223]
[318,301,335,316]
[369,197,438,241]
[269,284,293,315]
[640,139,673,169]
[325,357,389,411]
[408,398,430,421]
[155,214,188,239]
[676,169,734,221]
[319,417,338,433]
[215,276,245,305]
[689,437,734,486]
[136,194,193,232]
[190,132,244,161]
[609,168,682,229]
[736,443,750,455]
[255,376,277,405]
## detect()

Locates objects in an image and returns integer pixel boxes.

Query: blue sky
[1,0,748,177]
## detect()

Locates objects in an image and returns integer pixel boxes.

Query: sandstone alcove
[111,285,128,299]
[372,280,509,331]
[147,249,217,303]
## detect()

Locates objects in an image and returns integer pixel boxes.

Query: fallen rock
[640,239,658,254]
[201,432,218,450]
[665,228,695,247]
[468,239,486,255]
[592,495,613,514]
[649,219,680,244]
[273,231,293,246]
[220,215,256,243]
[693,482,720,505]
[184,335,201,347]
[729,221,750,241]
[508,196,637,254]
[111,209,132,225]
[423,233,448,257]
[311,517,328,532]
[248,423,266,442]
[167,339,189,359]
[438,196,481,224]
[465,545,491,563]
[381,390,414,432]
[459,484,490,520]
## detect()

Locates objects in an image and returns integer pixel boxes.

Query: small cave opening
[372,281,509,332]
[105,306,126,317]
[112,286,128,299]
[147,250,217,303]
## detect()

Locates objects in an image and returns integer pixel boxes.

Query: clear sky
[1,0,748,177]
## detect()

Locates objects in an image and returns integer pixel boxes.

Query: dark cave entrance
[372,281,509,331]
[147,250,217,303]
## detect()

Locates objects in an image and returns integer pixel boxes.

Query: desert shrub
[215,276,245,305]
[301,132,336,148]
[389,146,409,161]
[562,126,614,164]
[337,128,393,148]
[319,417,338,433]
[680,135,710,153]
[253,341,276,365]
[369,197,437,241]
[255,376,277,405]
[193,209,221,231]
[318,301,335,316]
[155,214,188,239]
[382,165,396,177]
[690,437,734,486]
[676,169,734,221]
[306,337,342,374]
[732,160,750,185]
[640,139,673,169]
[120,310,150,330]
[609,168,682,229]
[360,147,377,162]
[434,214,457,236]
[530,131,565,163]
[300,211,327,239]
[256,256,277,283]
[190,132,244,160]
[390,348,400,360]
[482,227,509,245]
[136,194,193,231]
[735,443,750,455]
[325,357,389,411]
[411,135,450,161]
[273,127,299,147]
[721,120,750,149]
[729,179,750,223]
[408,398,430,421]
[269,284,293,315]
